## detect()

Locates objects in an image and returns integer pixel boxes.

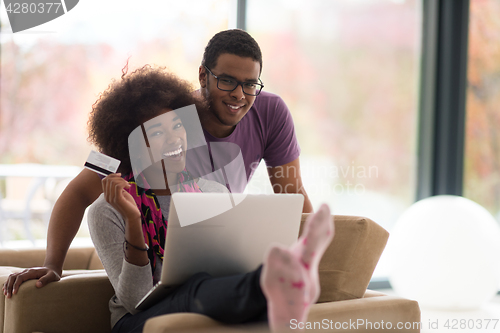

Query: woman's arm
[102,174,149,267]
[88,174,152,313]
[3,169,103,298]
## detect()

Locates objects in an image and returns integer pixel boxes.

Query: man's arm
[2,168,103,297]
[267,157,313,213]
[44,168,103,273]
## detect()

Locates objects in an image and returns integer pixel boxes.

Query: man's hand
[2,267,61,298]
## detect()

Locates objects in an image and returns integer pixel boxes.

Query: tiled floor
[379,289,500,332]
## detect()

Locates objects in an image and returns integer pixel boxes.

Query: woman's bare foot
[261,246,310,332]
[261,204,334,332]
[291,204,334,303]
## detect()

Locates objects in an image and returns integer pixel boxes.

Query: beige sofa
[0,215,421,333]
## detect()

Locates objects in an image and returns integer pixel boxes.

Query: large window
[464,0,500,223]
[246,0,422,277]
[1,0,231,165]
[0,0,231,242]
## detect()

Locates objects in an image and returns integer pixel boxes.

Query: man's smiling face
[200,53,261,138]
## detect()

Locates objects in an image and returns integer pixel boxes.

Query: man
[2,29,313,297]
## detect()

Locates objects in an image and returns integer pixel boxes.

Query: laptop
[135,192,304,310]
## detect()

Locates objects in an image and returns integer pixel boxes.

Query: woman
[86,65,334,332]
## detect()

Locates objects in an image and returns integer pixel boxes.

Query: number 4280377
[5,2,62,14]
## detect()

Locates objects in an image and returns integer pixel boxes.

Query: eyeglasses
[204,66,264,96]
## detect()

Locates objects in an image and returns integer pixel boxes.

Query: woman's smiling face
[143,109,187,176]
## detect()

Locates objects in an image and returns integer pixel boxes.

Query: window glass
[246,0,422,277]
[0,0,231,243]
[464,0,500,223]
[1,0,231,165]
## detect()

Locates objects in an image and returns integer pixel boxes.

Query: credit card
[84,150,121,176]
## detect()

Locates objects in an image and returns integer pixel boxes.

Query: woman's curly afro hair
[88,65,204,174]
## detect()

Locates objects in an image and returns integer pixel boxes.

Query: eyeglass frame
[203,65,264,96]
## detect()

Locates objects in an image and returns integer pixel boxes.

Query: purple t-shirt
[186,91,300,193]
[108,91,300,193]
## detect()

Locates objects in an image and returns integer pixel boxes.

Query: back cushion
[0,249,46,268]
[298,214,389,303]
[87,248,105,270]
[0,247,97,270]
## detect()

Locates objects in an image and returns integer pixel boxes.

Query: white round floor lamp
[389,195,500,310]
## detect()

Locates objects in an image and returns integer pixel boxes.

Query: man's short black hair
[202,29,263,74]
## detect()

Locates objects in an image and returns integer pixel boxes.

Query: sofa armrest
[4,272,114,333]
[307,295,421,332]
[143,293,421,333]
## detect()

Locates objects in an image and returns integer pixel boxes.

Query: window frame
[417,0,470,200]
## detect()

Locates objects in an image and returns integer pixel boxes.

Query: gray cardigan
[88,178,228,327]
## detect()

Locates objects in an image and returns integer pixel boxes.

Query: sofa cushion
[0,249,47,268]
[298,214,389,303]
[144,313,224,333]
[0,247,97,270]
[88,247,105,270]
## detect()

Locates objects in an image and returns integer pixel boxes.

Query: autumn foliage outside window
[464,0,500,221]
